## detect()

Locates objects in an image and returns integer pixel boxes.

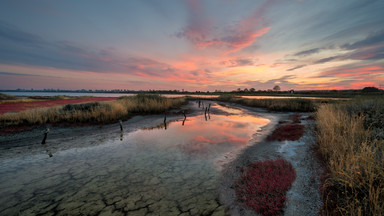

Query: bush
[361,87,380,93]
[62,102,103,112]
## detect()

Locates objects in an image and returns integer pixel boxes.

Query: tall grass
[216,95,316,112]
[0,94,187,128]
[316,97,384,215]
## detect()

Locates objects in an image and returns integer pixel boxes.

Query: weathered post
[41,128,50,144]
[119,120,123,132]
[208,103,211,112]
[182,110,187,126]
[164,112,167,130]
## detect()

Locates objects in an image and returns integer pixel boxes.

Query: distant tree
[362,86,380,93]
[250,88,255,92]
[244,88,249,92]
[237,88,242,92]
[273,85,281,92]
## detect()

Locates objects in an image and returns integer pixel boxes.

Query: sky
[0,0,383,91]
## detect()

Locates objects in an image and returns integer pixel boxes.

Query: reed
[0,94,187,128]
[316,97,384,215]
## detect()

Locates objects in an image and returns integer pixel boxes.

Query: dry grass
[316,97,384,215]
[0,94,187,128]
[216,94,316,112]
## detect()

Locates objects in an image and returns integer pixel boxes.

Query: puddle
[0,103,270,215]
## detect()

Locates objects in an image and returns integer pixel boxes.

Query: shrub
[361,86,380,93]
[62,102,103,112]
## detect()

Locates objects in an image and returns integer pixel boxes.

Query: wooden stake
[41,128,50,144]
[119,120,123,131]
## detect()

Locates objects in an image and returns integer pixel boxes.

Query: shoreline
[0,101,321,215]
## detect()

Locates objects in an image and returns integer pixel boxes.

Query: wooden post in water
[164,112,167,130]
[182,110,187,126]
[41,128,50,144]
[208,103,211,112]
[119,120,123,131]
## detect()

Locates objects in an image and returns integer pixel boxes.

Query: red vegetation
[236,159,296,216]
[267,124,304,141]
[0,97,117,114]
[290,114,302,123]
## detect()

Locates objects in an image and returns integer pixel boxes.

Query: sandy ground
[0,101,322,215]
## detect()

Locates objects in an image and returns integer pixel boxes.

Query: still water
[0,104,269,215]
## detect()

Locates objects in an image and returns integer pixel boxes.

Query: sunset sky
[0,0,383,91]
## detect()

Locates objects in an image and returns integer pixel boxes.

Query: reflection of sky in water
[0,103,269,215]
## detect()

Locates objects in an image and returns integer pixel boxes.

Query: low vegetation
[236,159,296,215]
[216,94,316,112]
[0,94,187,129]
[267,124,304,141]
[316,97,384,215]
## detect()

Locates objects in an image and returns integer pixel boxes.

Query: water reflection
[0,103,269,215]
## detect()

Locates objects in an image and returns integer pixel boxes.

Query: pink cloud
[320,65,384,77]
[177,1,271,53]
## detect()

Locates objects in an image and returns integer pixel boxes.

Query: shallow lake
[0,103,270,215]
